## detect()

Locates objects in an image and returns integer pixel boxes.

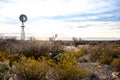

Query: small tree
[49,34,58,42]
[73,37,82,46]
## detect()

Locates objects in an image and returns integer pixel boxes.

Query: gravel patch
[78,62,120,80]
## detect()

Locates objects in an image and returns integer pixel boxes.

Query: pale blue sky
[0,0,120,40]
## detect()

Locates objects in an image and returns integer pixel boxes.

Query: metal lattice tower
[21,26,25,40]
[19,14,27,40]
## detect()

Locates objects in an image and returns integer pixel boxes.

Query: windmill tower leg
[21,26,25,40]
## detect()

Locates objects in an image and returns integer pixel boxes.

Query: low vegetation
[0,40,120,80]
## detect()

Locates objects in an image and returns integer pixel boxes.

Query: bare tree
[49,34,58,42]
[72,37,82,46]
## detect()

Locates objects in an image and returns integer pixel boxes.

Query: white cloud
[0,0,120,40]
[0,0,115,17]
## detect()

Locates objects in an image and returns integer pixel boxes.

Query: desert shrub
[0,51,20,67]
[0,40,64,58]
[98,53,113,64]
[21,41,64,58]
[88,45,103,62]
[41,52,88,80]
[39,56,60,80]
[56,63,87,80]
[42,50,88,80]
[0,61,10,80]
[14,56,50,80]
[14,51,88,80]
[0,51,10,62]
[74,48,86,58]
[84,44,120,64]
[0,61,18,80]
[96,44,120,64]
[53,48,85,63]
[49,42,64,57]
[53,52,76,64]
[53,50,88,80]
[55,59,87,80]
[0,62,9,74]
[0,40,18,52]
[0,52,6,62]
[112,58,120,71]
[110,49,120,58]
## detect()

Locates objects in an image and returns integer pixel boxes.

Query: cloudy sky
[0,0,120,40]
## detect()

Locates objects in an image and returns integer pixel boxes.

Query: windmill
[19,14,27,40]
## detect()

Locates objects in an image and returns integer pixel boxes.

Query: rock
[111,72,120,80]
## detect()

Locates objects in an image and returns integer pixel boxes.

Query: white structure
[21,26,25,40]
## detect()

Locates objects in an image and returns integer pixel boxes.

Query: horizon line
[0,35,120,41]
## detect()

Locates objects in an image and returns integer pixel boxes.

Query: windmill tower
[19,14,27,40]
